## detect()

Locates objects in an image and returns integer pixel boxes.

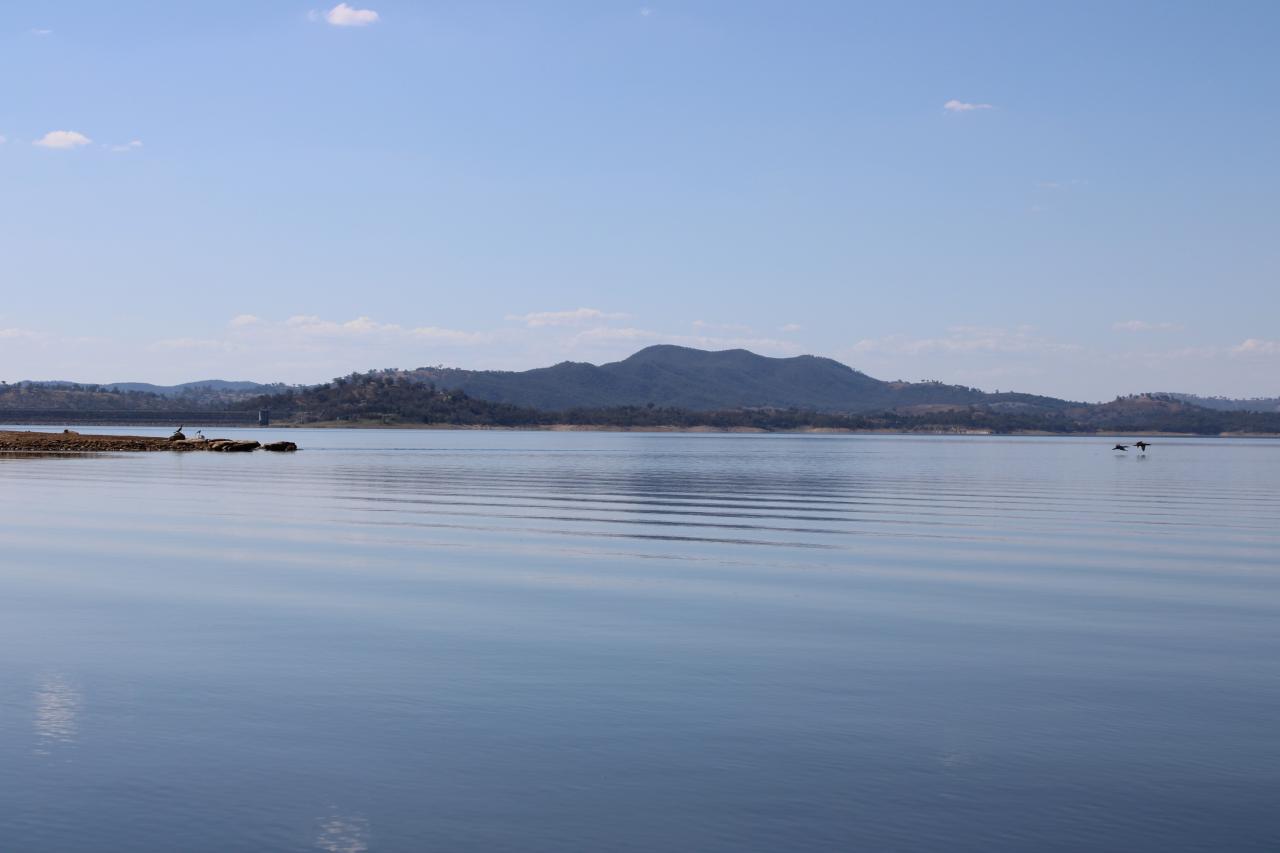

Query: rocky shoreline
[0,430,297,453]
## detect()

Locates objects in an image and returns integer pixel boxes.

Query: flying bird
[1135,441,1150,452]
[1113,444,1129,451]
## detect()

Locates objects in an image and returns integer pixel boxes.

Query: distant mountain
[409,345,1078,414]
[103,380,276,398]
[16,379,280,407]
[2,379,284,418]
[1154,392,1280,413]
[1,383,173,412]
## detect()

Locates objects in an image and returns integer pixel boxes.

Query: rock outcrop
[0,430,297,453]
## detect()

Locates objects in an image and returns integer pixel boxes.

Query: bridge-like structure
[0,409,269,426]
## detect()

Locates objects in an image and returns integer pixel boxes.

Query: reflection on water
[33,673,80,752]
[0,429,1278,852]
[0,451,104,461]
[315,814,369,853]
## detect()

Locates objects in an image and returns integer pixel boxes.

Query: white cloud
[31,28,53,36]
[323,3,380,26]
[943,99,994,113]
[109,140,143,153]
[1232,338,1280,356]
[639,7,653,15]
[33,130,92,149]
[1112,320,1184,333]
[507,308,628,328]
[230,314,264,327]
[780,323,802,333]
[0,327,42,341]
[852,325,1077,356]
[0,135,6,145]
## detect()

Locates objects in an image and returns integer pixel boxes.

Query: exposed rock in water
[209,439,260,452]
[261,441,298,452]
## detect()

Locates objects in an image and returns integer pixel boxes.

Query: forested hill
[241,374,1280,434]
[0,382,175,411]
[406,345,1076,414]
[1155,392,1280,413]
[9,347,1280,433]
[12,380,280,407]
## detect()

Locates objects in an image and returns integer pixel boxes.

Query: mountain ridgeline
[405,345,1077,414]
[9,346,1280,434]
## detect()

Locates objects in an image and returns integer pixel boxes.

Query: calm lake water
[1,428,1278,851]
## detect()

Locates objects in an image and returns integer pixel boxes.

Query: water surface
[2,429,1278,851]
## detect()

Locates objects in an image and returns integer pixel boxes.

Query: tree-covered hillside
[408,345,1077,414]
[242,373,1280,434]
[0,382,175,411]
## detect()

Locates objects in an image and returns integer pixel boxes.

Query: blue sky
[2,1,1277,400]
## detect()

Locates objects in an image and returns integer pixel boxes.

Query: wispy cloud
[1232,338,1280,356]
[0,327,43,341]
[943,99,994,113]
[0,135,6,145]
[33,130,92,149]
[570,326,800,356]
[320,3,380,26]
[30,28,52,36]
[150,337,232,352]
[692,319,754,334]
[1119,346,1219,365]
[280,314,488,343]
[507,308,629,328]
[852,325,1077,356]
[109,140,143,153]
[1113,320,1183,333]
[1038,179,1085,191]
[779,323,802,333]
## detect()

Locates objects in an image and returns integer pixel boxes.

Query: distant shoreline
[274,422,1280,437]
[4,420,1278,439]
